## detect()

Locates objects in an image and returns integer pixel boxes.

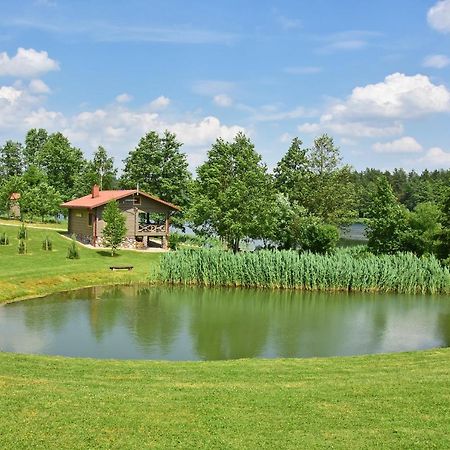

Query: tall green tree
[273,137,310,206]
[102,200,127,256]
[89,146,117,190]
[0,140,23,179]
[366,176,409,254]
[36,132,86,200]
[305,134,356,225]
[121,130,191,210]
[190,133,276,252]
[24,128,48,168]
[20,182,62,222]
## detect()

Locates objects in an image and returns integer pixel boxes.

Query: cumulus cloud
[28,79,51,94]
[414,147,450,168]
[0,48,59,77]
[423,54,450,68]
[298,73,450,139]
[115,93,132,103]
[427,0,450,34]
[149,95,170,110]
[373,137,423,154]
[213,94,233,107]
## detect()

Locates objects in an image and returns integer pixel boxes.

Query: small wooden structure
[61,185,180,249]
[9,193,21,218]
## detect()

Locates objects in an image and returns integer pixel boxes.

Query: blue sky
[0,0,450,172]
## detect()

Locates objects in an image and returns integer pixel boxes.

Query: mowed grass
[0,350,449,449]
[1,223,450,448]
[0,224,160,302]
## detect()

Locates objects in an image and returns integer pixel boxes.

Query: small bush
[0,232,9,245]
[18,239,27,255]
[42,235,53,251]
[67,234,80,259]
[168,232,182,250]
[17,223,28,240]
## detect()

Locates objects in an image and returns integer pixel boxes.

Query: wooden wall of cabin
[68,209,93,238]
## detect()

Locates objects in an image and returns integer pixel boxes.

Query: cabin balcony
[135,222,167,236]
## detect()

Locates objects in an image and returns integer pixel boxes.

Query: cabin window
[133,196,141,205]
[75,211,83,218]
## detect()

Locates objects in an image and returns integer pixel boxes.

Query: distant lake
[1,285,448,360]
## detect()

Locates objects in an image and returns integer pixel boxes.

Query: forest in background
[0,128,449,262]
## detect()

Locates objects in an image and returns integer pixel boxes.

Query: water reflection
[0,286,449,360]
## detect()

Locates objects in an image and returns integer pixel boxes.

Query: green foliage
[190,132,276,252]
[160,248,450,294]
[168,232,182,250]
[20,182,63,221]
[366,177,409,254]
[0,175,26,215]
[17,223,28,240]
[0,232,9,245]
[0,140,23,178]
[24,128,49,168]
[17,239,27,255]
[121,130,191,225]
[274,135,356,225]
[67,234,80,259]
[42,236,52,251]
[292,216,340,253]
[35,132,86,200]
[102,200,127,256]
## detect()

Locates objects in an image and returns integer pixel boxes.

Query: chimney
[92,184,100,198]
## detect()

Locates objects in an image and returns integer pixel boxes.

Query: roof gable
[61,189,180,211]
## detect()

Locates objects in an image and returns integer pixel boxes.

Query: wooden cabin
[61,185,180,249]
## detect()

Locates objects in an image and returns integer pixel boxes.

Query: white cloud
[276,14,302,30]
[253,106,315,122]
[28,79,50,94]
[423,54,450,68]
[373,137,423,154]
[298,122,320,134]
[0,48,59,77]
[427,0,450,34]
[414,147,450,168]
[213,94,233,107]
[149,95,170,110]
[280,132,291,143]
[299,73,450,139]
[0,85,22,104]
[115,93,132,103]
[284,66,322,75]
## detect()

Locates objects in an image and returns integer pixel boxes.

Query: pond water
[1,286,449,360]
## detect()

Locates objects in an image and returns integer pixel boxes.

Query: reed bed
[159,248,450,294]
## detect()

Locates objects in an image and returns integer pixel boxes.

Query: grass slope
[0,224,159,302]
[0,350,449,449]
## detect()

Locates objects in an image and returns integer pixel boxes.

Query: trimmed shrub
[0,232,9,245]
[67,234,80,259]
[17,223,28,240]
[42,236,52,251]
[18,239,27,255]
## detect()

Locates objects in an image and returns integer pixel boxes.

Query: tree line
[0,128,449,262]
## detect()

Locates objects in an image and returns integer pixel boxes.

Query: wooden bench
[109,266,134,271]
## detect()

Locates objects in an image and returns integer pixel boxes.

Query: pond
[1,286,449,360]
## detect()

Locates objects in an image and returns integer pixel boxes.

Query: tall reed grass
[159,248,450,294]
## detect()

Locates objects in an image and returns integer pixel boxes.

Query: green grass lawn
[0,224,159,302]
[0,350,449,449]
[1,223,449,449]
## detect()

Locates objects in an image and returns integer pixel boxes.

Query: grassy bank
[0,349,449,449]
[160,248,450,294]
[0,224,159,303]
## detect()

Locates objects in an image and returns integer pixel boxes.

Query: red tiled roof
[10,192,21,201]
[61,190,180,211]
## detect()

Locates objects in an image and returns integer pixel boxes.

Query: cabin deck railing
[137,223,166,234]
